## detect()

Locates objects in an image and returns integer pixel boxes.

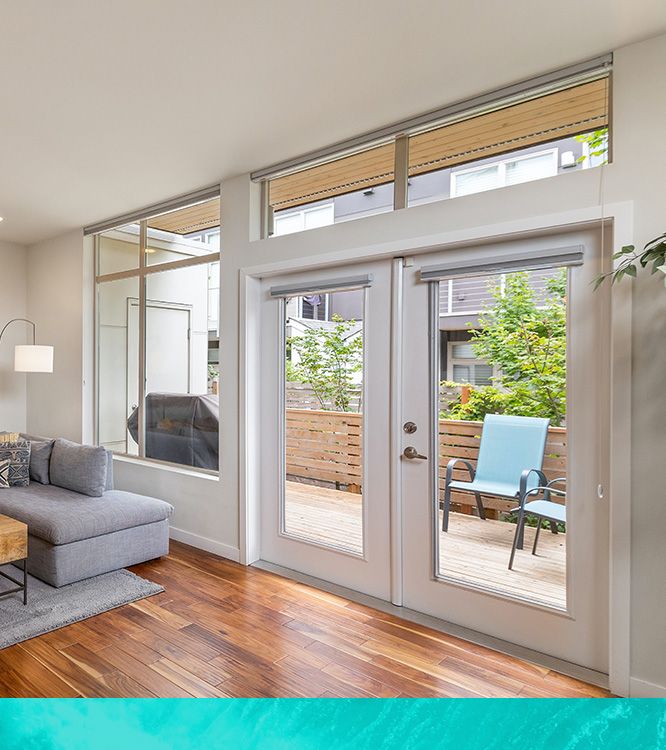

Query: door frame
[238,201,633,696]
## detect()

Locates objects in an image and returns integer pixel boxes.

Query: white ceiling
[2,0,665,244]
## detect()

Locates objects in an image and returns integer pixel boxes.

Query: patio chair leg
[532,521,542,555]
[549,520,558,534]
[442,484,451,532]
[516,517,525,550]
[508,515,525,570]
[474,493,486,520]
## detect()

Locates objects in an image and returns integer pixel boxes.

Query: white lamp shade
[14,345,54,373]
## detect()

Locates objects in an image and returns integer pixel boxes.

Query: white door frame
[238,201,633,696]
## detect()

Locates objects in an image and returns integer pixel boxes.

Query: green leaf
[624,264,637,278]
[592,275,606,291]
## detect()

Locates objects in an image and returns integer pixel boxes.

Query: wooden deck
[0,541,603,697]
[285,481,566,609]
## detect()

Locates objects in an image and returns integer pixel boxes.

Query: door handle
[403,446,427,461]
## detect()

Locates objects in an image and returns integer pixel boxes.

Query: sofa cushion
[50,438,107,497]
[28,439,54,484]
[0,440,31,487]
[0,484,173,545]
[0,458,10,489]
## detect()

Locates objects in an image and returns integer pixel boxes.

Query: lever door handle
[403,446,427,461]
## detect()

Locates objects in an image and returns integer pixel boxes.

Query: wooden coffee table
[0,514,28,605]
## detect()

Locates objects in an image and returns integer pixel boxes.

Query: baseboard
[168,526,240,562]
[629,677,666,698]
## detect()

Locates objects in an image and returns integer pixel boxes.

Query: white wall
[25,229,92,441]
[0,241,28,432]
[217,34,666,695]
[19,33,666,694]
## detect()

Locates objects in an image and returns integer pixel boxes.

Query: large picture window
[95,197,221,473]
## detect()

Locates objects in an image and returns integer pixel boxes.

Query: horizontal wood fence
[286,409,567,516]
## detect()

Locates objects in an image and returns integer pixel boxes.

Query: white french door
[400,227,610,672]
[257,226,609,671]
[259,259,393,600]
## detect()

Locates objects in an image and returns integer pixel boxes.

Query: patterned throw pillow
[0,440,31,487]
[0,432,20,443]
[0,458,9,488]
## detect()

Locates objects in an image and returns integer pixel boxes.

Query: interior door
[400,227,610,672]
[259,260,393,600]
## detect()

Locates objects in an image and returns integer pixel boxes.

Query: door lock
[403,446,427,461]
[403,421,417,434]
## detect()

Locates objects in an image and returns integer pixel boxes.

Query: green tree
[289,315,363,412]
[465,270,567,426]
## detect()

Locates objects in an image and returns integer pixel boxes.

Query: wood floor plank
[0,540,610,698]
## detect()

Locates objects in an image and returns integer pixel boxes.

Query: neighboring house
[285,269,560,388]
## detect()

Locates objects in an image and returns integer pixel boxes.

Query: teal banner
[0,699,664,749]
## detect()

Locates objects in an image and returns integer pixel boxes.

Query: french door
[259,260,393,600]
[400,228,609,672]
[258,226,609,671]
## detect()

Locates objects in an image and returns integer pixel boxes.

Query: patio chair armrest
[445,457,475,483]
[518,468,548,506]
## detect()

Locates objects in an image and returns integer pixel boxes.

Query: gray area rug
[0,565,164,650]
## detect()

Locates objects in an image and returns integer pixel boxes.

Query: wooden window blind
[408,78,609,177]
[147,197,220,235]
[269,143,395,212]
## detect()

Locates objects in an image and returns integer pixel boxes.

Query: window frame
[94,214,221,476]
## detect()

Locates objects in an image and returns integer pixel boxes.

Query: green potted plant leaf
[595,233,666,288]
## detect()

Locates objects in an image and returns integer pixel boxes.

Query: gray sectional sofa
[0,435,173,587]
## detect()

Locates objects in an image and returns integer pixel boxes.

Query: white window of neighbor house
[450,149,558,198]
[448,342,494,386]
[273,203,334,236]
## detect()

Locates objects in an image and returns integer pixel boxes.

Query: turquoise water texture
[0,699,664,749]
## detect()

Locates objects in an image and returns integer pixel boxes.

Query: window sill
[112,453,219,481]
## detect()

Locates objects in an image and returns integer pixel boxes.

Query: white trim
[169,526,240,562]
[629,677,666,698]
[239,199,633,697]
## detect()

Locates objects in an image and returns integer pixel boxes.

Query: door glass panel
[283,288,364,554]
[437,267,568,609]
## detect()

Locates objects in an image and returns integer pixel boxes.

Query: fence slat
[285,410,567,506]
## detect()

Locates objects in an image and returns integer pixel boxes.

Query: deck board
[285,480,566,609]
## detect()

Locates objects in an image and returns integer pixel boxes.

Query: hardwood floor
[0,541,607,697]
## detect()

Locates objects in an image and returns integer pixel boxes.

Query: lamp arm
[0,319,37,345]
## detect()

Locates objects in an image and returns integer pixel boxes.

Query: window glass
[141,264,219,470]
[97,223,140,276]
[269,143,395,238]
[146,198,220,265]
[97,277,140,456]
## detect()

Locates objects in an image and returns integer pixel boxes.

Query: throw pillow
[28,439,55,484]
[0,440,31,487]
[0,458,10,488]
[49,438,108,497]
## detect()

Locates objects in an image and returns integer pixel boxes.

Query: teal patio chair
[442,414,550,538]
[508,477,566,570]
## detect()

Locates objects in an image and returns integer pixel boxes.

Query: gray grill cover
[128,393,219,470]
